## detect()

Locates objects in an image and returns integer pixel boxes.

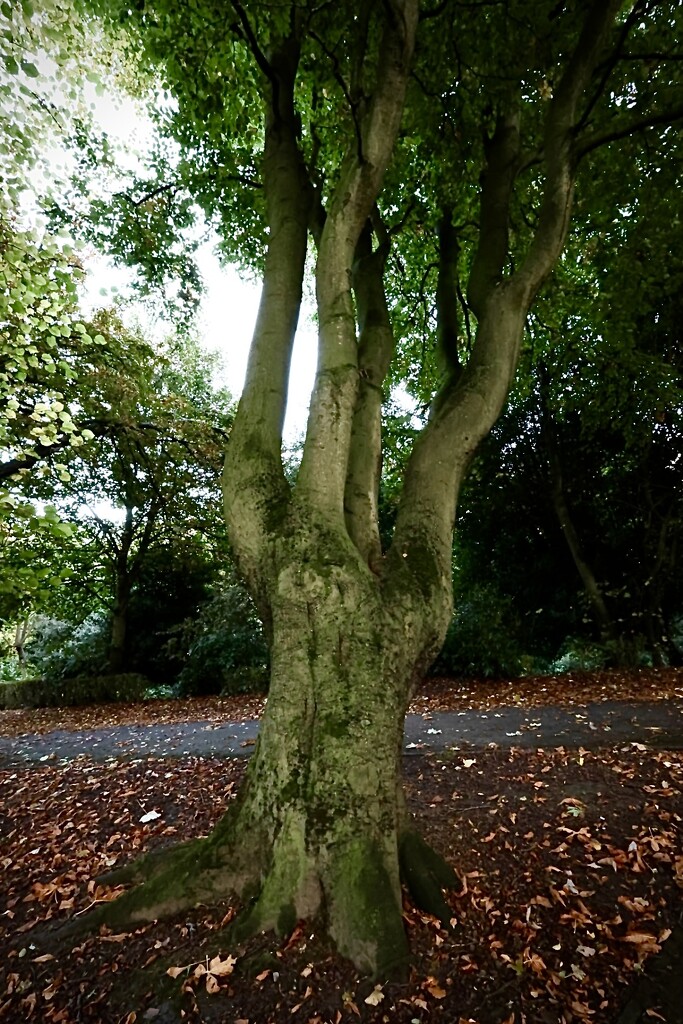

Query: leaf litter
[0,669,682,1022]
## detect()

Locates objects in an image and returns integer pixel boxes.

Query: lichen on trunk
[86,522,458,978]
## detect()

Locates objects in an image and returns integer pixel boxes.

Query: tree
[25,311,232,674]
[0,211,89,614]
[77,0,683,976]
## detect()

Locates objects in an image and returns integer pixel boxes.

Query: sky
[82,239,317,444]
[194,246,317,443]
[62,71,318,444]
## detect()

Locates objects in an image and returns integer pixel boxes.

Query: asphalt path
[1,699,682,766]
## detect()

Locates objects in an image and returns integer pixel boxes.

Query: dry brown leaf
[364,986,384,1006]
[208,954,237,976]
[205,974,220,995]
[621,931,661,952]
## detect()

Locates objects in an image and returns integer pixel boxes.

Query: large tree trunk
[215,526,446,976]
[89,519,456,977]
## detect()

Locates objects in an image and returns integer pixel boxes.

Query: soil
[0,668,682,1024]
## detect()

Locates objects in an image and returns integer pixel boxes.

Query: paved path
[1,699,682,766]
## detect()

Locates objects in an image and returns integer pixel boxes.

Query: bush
[432,583,525,679]
[169,581,269,696]
[550,637,608,674]
[0,672,150,709]
[24,613,110,682]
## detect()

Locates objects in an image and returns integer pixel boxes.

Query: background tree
[17,311,233,676]
[65,0,683,977]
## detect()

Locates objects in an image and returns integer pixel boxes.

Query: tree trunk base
[66,818,459,980]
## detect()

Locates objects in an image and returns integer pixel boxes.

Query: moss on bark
[326,836,409,979]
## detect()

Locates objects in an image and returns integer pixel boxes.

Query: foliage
[124,540,219,684]
[432,583,525,680]
[0,494,74,622]
[453,231,683,670]
[23,612,110,682]
[0,209,91,608]
[0,0,100,201]
[550,638,610,675]
[4,308,234,673]
[169,578,268,696]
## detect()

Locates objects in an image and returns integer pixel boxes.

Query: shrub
[550,637,608,674]
[24,613,110,682]
[432,583,525,679]
[168,581,269,696]
[0,672,150,709]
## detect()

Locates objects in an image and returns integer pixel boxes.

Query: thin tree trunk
[108,507,134,674]
[14,614,30,672]
[548,461,623,652]
[538,386,627,661]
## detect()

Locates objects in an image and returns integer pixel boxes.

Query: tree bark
[89,515,456,977]
[14,614,30,671]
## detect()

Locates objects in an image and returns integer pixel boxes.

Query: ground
[0,669,682,1024]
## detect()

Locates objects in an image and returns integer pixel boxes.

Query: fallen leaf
[139,811,161,823]
[208,954,237,976]
[364,986,384,1006]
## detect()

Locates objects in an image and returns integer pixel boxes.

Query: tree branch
[344,224,395,568]
[229,0,277,89]
[576,102,683,159]
[467,107,521,318]
[514,0,624,300]
[297,0,419,523]
[223,31,311,582]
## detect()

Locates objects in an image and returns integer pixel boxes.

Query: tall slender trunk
[108,593,129,674]
[14,614,30,672]
[108,507,134,674]
[546,442,622,650]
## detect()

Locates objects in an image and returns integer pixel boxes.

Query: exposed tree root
[399,829,460,927]
[54,777,456,982]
